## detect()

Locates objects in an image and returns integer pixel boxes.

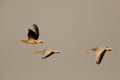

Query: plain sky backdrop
[0,0,120,80]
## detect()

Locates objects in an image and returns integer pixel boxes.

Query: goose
[32,49,60,59]
[16,24,44,44]
[86,46,112,64]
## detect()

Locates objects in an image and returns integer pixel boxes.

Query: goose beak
[55,50,60,53]
[85,49,92,53]
[107,48,112,51]
[32,51,37,54]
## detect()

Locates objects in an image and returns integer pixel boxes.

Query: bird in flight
[32,49,60,59]
[16,24,44,44]
[86,46,112,64]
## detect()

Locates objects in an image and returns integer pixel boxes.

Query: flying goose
[86,46,112,64]
[16,24,44,44]
[32,49,60,59]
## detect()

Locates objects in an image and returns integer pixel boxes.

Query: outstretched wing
[28,29,38,40]
[96,49,106,64]
[33,24,39,40]
[42,52,54,59]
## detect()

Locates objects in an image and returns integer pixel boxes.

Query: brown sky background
[0,0,120,80]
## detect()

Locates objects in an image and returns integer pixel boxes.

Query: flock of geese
[16,24,112,65]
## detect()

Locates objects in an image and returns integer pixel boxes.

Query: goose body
[16,24,44,44]
[86,46,112,64]
[32,49,60,59]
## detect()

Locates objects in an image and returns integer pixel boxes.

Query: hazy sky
[0,0,120,80]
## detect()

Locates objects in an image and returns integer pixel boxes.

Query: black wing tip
[28,28,32,33]
[28,28,33,32]
[41,57,46,59]
[96,61,101,65]
[28,28,31,30]
[33,24,37,27]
